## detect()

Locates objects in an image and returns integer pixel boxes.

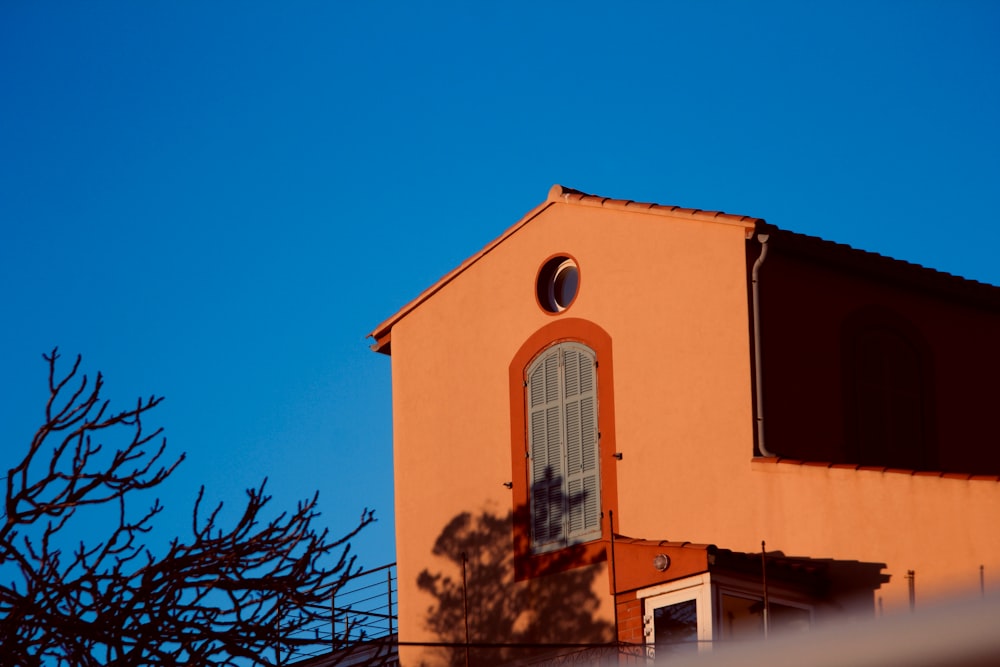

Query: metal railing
[332,562,397,643]
[283,563,398,665]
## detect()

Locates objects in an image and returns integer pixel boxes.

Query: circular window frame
[536,254,580,314]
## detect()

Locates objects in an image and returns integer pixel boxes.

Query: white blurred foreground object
[596,595,1000,667]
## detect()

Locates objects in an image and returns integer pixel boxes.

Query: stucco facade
[370,185,1000,666]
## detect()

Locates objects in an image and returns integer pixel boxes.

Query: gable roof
[367,184,763,354]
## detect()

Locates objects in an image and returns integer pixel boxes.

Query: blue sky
[2,2,998,572]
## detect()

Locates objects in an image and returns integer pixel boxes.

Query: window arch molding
[509,318,619,580]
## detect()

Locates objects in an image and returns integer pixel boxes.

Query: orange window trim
[509,318,620,580]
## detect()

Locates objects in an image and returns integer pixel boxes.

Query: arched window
[527,342,601,552]
[509,318,618,578]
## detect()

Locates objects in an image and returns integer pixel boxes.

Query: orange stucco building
[369,185,1000,665]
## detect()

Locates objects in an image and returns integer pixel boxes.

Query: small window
[537,256,579,313]
[653,600,699,657]
[719,593,811,640]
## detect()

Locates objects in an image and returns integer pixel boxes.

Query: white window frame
[639,573,714,657]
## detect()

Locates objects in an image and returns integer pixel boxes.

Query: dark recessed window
[538,256,579,313]
[841,307,934,471]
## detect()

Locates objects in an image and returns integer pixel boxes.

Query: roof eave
[367,184,765,354]
[367,197,557,354]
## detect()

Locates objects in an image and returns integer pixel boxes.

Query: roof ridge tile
[548,184,762,229]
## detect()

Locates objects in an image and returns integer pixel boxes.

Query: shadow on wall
[416,508,613,666]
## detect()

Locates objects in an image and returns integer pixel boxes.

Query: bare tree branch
[0,350,386,666]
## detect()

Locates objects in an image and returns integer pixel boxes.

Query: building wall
[383,197,1000,664]
[387,200,754,664]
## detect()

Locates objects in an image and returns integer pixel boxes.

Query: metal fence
[284,563,398,665]
[332,562,398,643]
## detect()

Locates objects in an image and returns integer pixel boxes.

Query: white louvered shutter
[528,348,563,548]
[563,345,600,541]
[527,342,601,551]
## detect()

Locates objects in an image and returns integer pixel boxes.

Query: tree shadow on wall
[416,507,613,666]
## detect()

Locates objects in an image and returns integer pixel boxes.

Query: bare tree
[0,350,383,666]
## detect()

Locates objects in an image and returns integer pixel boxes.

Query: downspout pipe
[752,233,775,457]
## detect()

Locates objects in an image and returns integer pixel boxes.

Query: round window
[537,256,580,313]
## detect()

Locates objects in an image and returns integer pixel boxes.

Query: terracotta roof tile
[753,456,780,465]
[777,458,805,466]
[546,184,762,229]
[754,457,998,481]
[761,224,1000,310]
[612,535,713,550]
[612,530,887,596]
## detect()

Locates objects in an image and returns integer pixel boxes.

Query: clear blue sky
[2,2,999,571]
